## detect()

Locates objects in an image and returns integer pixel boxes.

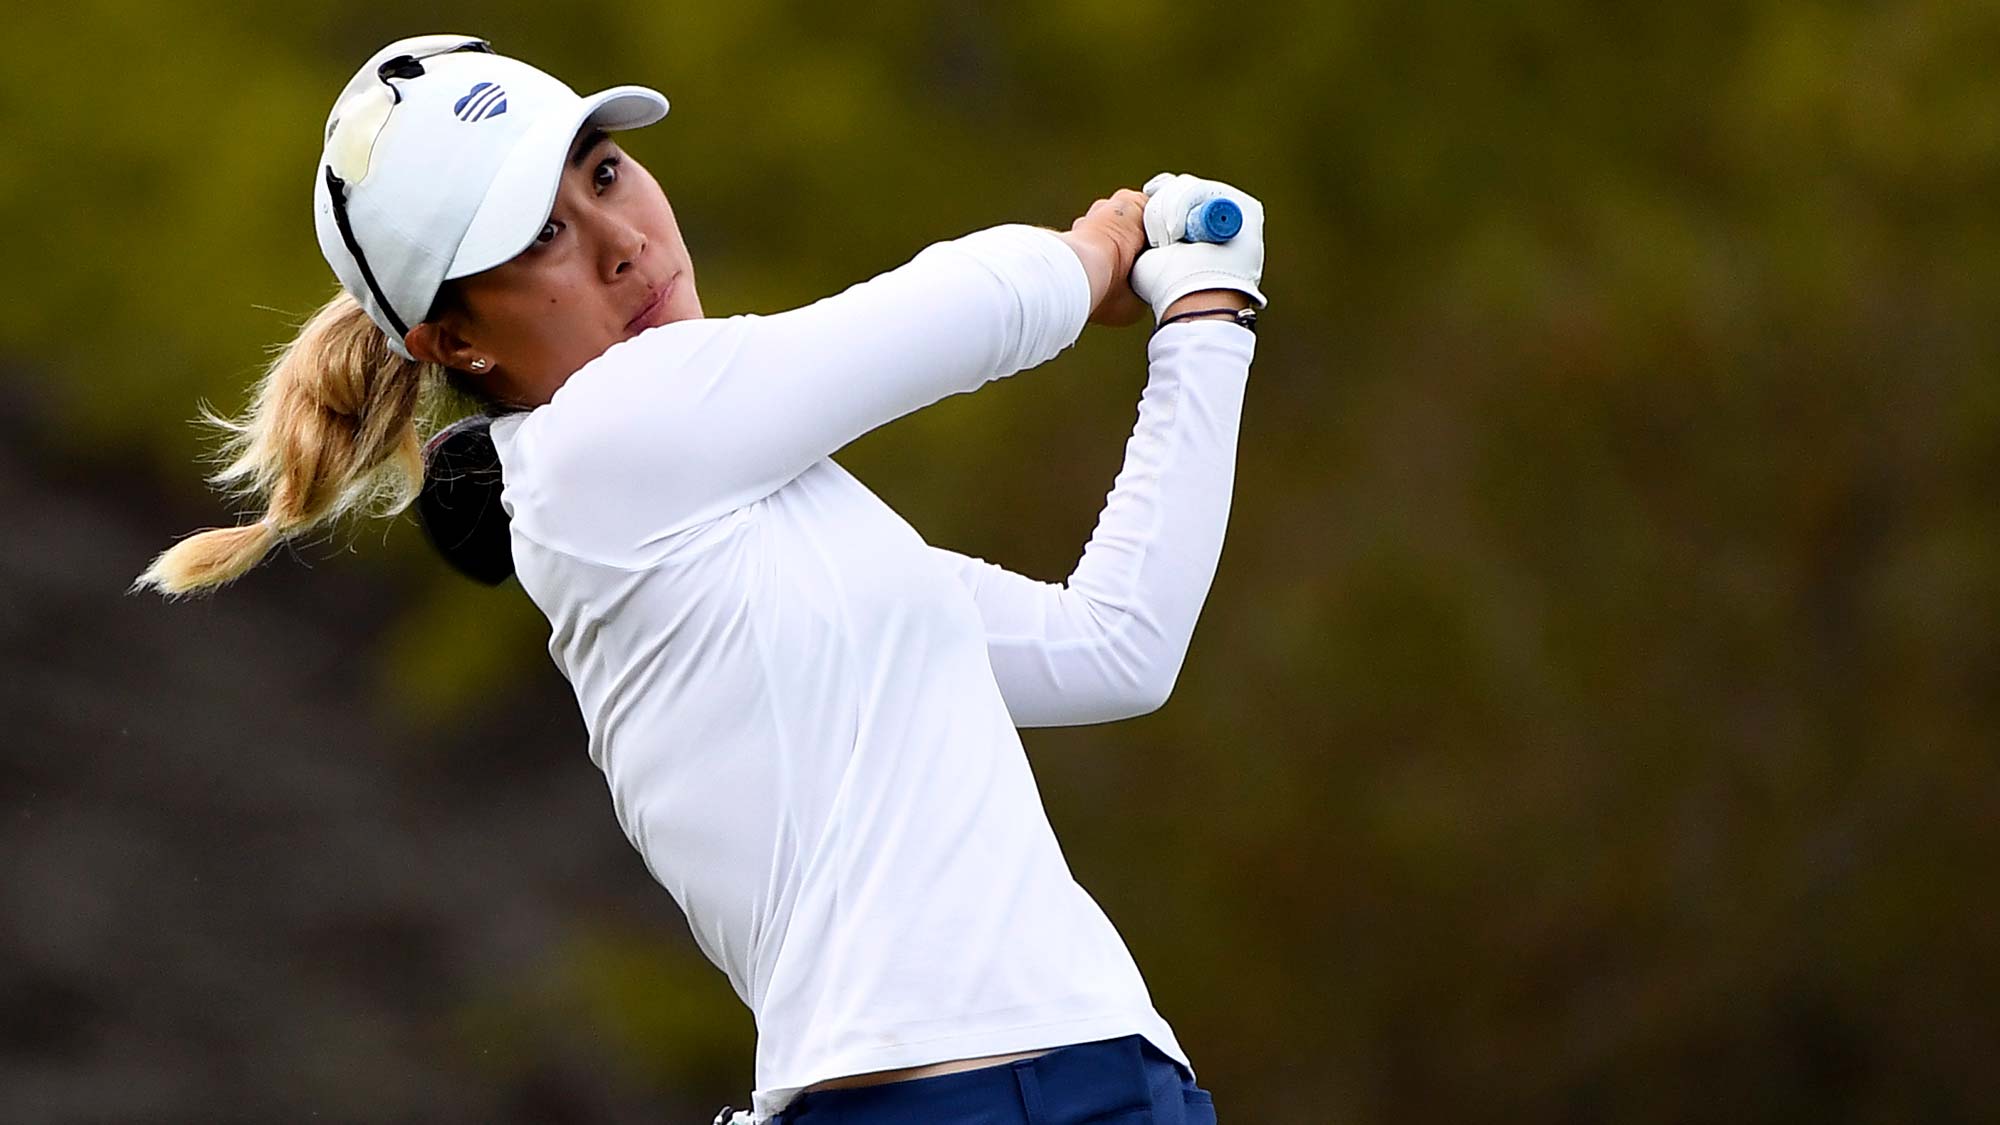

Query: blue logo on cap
[453,82,508,122]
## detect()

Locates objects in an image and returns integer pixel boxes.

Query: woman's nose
[606,218,647,279]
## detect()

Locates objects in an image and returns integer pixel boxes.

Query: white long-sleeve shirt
[487,224,1255,1121]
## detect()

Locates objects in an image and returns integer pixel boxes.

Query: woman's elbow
[1100,646,1185,720]
[1070,597,1189,718]
[1009,653,1181,727]
[1118,680,1176,721]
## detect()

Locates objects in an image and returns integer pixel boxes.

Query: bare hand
[1057,189,1151,327]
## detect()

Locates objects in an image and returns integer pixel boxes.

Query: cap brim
[446,85,669,279]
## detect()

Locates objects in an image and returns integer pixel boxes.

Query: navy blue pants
[772,1035,1216,1124]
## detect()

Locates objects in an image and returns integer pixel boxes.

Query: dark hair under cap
[417,416,515,585]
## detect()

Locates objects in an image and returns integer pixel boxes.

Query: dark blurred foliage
[4,0,1999,1122]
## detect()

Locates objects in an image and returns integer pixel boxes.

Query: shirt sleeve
[506,224,1091,563]
[930,319,1256,727]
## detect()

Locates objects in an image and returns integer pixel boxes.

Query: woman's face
[412,129,704,406]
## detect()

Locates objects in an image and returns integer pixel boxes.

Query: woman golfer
[139,35,1265,1125]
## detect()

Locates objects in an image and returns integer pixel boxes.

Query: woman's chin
[665,278,703,322]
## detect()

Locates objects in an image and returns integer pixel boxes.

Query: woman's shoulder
[563,315,743,402]
[507,317,742,457]
[488,316,765,566]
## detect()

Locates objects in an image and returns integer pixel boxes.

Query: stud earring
[469,358,489,371]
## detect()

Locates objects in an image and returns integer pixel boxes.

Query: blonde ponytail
[134,290,444,597]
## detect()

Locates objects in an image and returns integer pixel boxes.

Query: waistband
[772,1034,1196,1124]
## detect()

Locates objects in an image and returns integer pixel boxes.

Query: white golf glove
[1130,172,1267,322]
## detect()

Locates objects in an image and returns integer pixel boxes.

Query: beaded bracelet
[1153,306,1258,335]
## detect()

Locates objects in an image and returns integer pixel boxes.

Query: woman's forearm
[934,317,1256,726]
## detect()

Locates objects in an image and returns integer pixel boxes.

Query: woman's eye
[535,221,559,244]
[594,156,621,191]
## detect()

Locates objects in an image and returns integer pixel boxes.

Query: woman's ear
[404,320,483,371]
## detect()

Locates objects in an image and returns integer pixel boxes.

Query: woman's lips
[626,274,677,334]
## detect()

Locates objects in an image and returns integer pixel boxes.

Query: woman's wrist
[1161,289,1252,321]
[1053,229,1119,312]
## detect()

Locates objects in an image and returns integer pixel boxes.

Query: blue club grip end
[1184,198,1243,243]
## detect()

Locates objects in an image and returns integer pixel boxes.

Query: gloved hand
[1130,172,1267,322]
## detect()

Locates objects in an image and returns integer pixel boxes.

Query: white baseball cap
[312,35,669,358]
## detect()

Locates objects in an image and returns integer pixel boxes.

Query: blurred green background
[5,0,1999,1121]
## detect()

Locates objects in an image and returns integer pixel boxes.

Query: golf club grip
[1183,197,1243,243]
